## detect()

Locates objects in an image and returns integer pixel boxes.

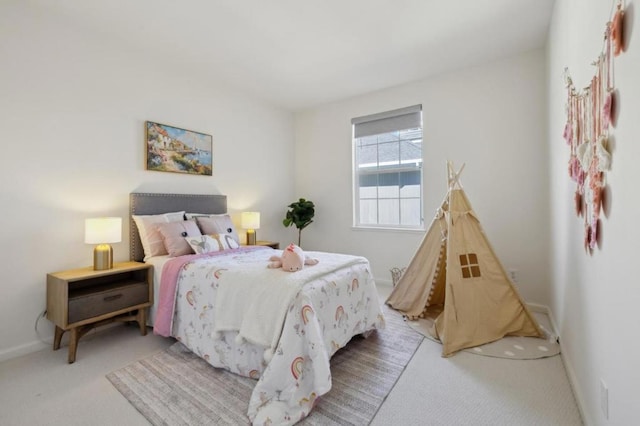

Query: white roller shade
[352,105,422,138]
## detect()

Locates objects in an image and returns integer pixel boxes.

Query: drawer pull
[103,294,123,302]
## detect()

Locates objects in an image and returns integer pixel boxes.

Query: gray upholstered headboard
[129,192,228,262]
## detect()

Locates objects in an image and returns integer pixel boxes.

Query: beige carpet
[107,306,423,425]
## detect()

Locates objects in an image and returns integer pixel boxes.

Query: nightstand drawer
[68,281,148,324]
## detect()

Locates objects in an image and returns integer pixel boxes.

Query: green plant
[283,198,315,247]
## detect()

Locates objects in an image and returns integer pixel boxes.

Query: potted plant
[283,198,315,247]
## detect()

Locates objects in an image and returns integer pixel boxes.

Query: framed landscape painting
[145,121,212,176]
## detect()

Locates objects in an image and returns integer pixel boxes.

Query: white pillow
[185,233,240,254]
[132,211,185,260]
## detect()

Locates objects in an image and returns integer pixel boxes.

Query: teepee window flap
[459,253,481,278]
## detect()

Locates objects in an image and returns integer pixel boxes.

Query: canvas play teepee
[386,162,543,357]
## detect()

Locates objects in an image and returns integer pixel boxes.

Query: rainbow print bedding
[153,246,384,425]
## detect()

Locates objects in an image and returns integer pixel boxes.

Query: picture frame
[145,121,212,176]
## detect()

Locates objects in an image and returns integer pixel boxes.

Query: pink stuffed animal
[268,243,319,272]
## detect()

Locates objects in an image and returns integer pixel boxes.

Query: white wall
[294,50,550,305]
[0,3,295,360]
[548,1,640,424]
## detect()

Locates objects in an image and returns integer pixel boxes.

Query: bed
[129,193,385,425]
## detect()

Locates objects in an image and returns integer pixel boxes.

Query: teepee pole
[447,161,465,190]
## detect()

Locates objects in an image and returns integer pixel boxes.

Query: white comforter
[155,247,385,425]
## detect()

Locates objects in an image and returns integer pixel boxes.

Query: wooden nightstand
[243,240,279,249]
[46,261,153,363]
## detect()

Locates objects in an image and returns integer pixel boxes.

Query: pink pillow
[157,220,202,257]
[195,215,239,244]
[132,211,185,260]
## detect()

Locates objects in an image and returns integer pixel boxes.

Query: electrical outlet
[508,269,518,283]
[600,379,609,419]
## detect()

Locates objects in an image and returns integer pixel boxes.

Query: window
[459,253,481,278]
[352,105,423,229]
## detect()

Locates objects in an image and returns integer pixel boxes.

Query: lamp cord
[35,309,52,345]
[35,309,97,348]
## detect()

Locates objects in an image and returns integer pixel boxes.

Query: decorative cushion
[156,220,202,257]
[195,215,239,244]
[185,233,240,254]
[132,211,185,260]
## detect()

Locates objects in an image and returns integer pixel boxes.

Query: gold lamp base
[246,230,256,245]
[93,244,113,270]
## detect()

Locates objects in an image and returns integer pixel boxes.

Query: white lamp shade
[85,217,122,244]
[241,212,260,230]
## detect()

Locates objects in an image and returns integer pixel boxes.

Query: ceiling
[34,0,555,110]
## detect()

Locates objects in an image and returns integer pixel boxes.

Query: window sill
[351,226,425,234]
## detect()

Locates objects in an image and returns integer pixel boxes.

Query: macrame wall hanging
[563,0,626,252]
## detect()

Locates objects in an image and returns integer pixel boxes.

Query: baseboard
[526,302,560,343]
[0,322,122,363]
[526,302,548,313]
[527,303,589,425]
[557,342,591,425]
[0,339,49,363]
[375,278,393,287]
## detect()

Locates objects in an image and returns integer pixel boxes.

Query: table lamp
[85,217,122,270]
[241,212,260,245]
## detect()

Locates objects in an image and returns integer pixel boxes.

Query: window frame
[351,105,424,231]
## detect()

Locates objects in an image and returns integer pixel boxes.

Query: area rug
[406,315,560,360]
[106,305,423,425]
